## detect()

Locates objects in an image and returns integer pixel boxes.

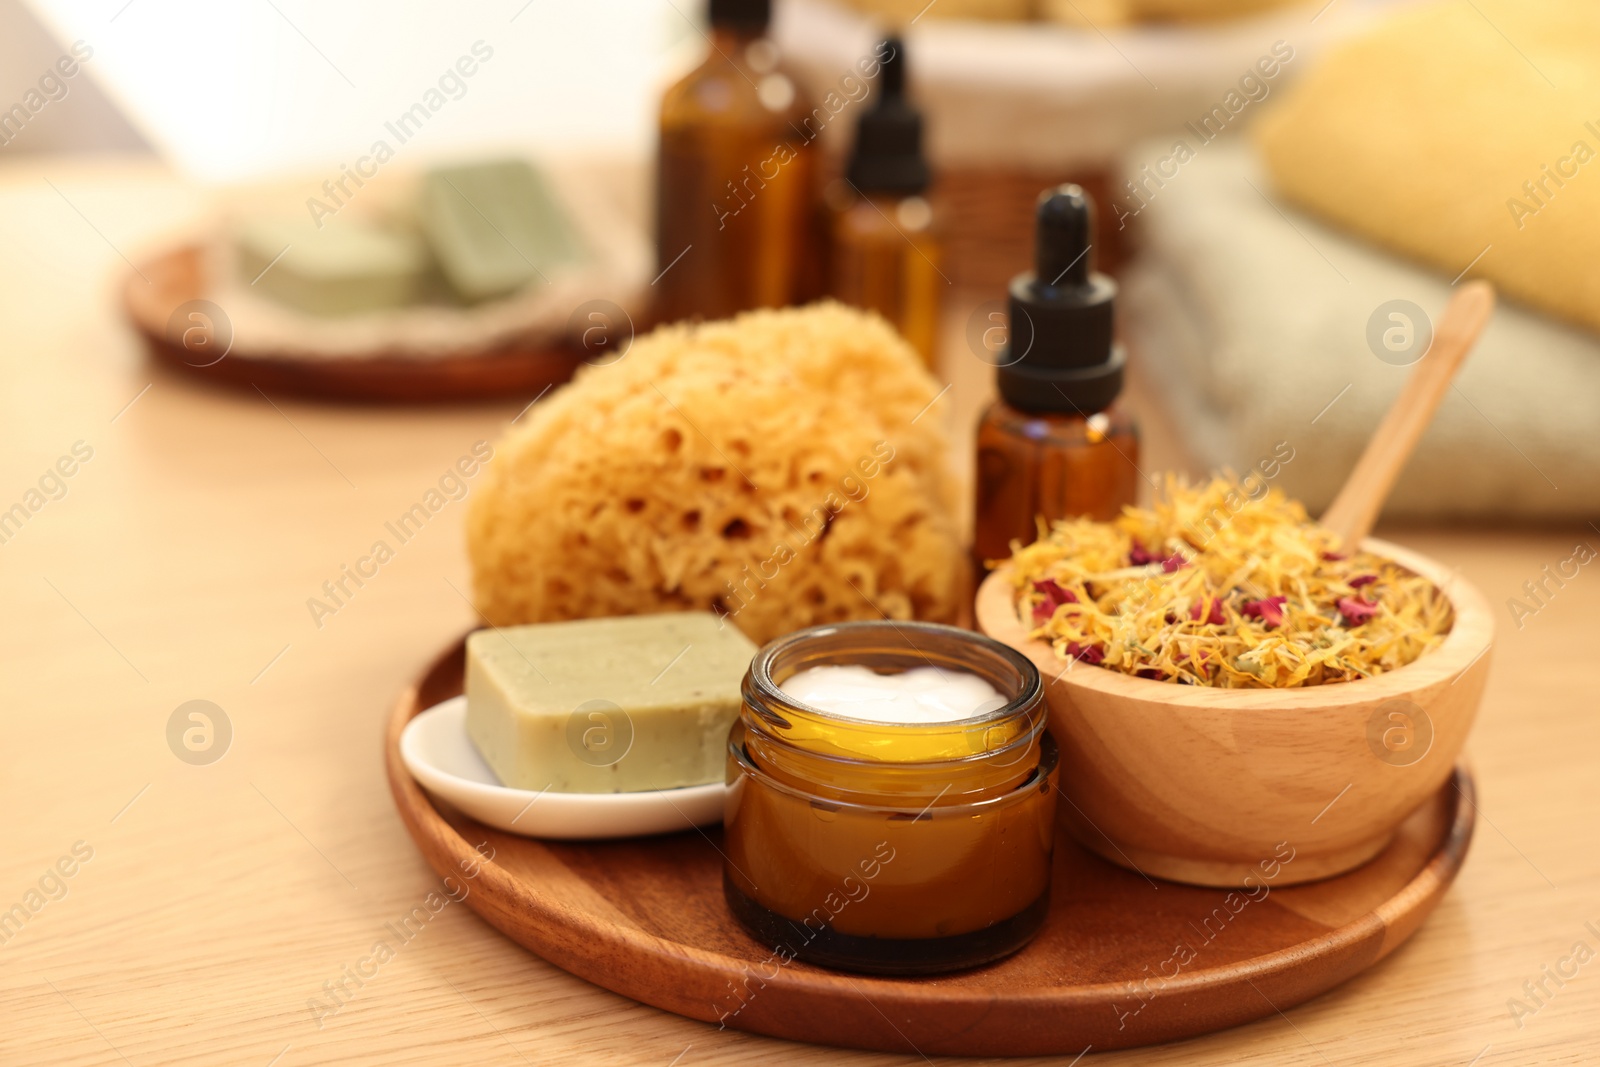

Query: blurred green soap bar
[237,216,426,316]
[419,159,586,303]
[465,613,756,793]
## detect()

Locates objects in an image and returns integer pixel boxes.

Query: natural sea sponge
[467,302,966,645]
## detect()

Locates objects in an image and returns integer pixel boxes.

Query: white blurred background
[2,0,694,179]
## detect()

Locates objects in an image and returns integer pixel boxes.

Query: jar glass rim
[728,728,1060,816]
[747,619,1043,730]
[739,711,1047,776]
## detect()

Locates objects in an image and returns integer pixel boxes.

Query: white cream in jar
[779,664,1007,725]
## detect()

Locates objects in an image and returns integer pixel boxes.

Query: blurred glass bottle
[973,185,1140,567]
[825,36,942,369]
[655,0,821,323]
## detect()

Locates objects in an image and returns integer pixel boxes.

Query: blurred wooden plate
[123,243,587,403]
[385,633,1475,1056]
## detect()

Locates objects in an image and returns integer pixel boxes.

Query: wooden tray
[124,244,588,403]
[385,637,1475,1057]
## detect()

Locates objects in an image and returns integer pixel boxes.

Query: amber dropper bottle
[654,0,821,323]
[825,36,943,368]
[973,185,1140,568]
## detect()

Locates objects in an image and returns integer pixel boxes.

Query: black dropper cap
[845,37,929,195]
[708,0,770,29]
[995,184,1123,414]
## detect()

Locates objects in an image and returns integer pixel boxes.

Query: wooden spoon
[1320,280,1495,548]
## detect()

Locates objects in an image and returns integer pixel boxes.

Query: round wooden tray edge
[123,251,589,404]
[383,649,778,1026]
[1369,768,1475,959]
[382,636,1477,1056]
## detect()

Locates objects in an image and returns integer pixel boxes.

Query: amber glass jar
[723,620,1059,975]
[973,403,1141,565]
[654,5,821,323]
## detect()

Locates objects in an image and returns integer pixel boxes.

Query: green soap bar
[465,613,757,793]
[419,159,586,303]
[237,216,427,316]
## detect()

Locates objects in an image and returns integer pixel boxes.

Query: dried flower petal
[1188,597,1226,626]
[1241,596,1287,628]
[1337,597,1377,626]
[1031,579,1077,624]
[1349,574,1377,588]
[1065,641,1104,665]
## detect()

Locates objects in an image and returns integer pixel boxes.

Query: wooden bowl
[975,537,1493,887]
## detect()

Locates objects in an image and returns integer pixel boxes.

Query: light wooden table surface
[2,158,1597,1067]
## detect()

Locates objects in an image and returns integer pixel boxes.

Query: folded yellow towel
[1256,0,1600,334]
[838,0,1031,21]
[1040,0,1302,25]
[844,0,1299,24]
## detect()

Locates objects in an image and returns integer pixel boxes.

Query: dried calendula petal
[1005,474,1453,689]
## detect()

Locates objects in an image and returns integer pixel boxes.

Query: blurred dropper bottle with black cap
[655,0,821,323]
[973,184,1140,566]
[825,36,942,368]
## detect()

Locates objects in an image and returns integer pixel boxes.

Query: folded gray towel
[1120,141,1597,519]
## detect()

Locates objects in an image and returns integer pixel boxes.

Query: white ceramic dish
[399,696,727,840]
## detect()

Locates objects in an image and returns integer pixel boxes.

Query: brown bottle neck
[990,398,1098,423]
[709,25,766,53]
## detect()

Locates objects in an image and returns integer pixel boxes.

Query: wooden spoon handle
[1320,281,1495,548]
